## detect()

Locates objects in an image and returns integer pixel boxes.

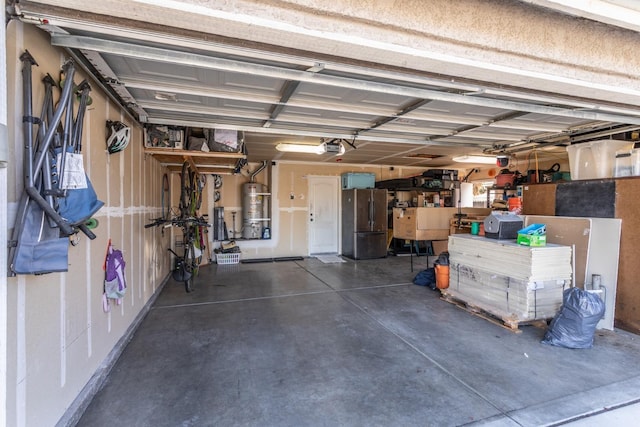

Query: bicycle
[179,161,205,218]
[179,162,207,290]
[146,161,209,292]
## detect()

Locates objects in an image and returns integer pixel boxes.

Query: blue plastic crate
[341,172,375,189]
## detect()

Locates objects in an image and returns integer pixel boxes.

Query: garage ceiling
[10,0,640,171]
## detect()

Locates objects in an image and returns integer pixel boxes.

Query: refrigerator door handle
[368,199,374,228]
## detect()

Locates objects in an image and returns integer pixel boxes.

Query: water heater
[242,182,268,239]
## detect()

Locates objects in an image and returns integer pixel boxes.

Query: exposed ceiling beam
[360,99,433,133]
[263,63,325,127]
[446,111,530,142]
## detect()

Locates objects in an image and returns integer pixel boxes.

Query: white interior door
[308,176,340,255]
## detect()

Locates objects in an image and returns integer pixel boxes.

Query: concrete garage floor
[77,256,640,426]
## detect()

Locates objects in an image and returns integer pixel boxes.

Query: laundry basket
[215,252,241,265]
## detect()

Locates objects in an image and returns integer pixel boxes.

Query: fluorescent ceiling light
[154,91,176,101]
[276,142,326,154]
[276,142,324,154]
[275,141,345,155]
[452,155,497,164]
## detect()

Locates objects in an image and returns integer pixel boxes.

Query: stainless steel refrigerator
[342,188,388,260]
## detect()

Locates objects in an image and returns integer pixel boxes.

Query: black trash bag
[542,287,605,349]
[413,268,437,290]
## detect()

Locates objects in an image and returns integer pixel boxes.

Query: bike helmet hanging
[106,120,131,154]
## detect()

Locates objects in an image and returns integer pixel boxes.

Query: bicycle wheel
[193,226,205,268]
[161,173,170,219]
[192,172,205,212]
[183,241,195,293]
[179,161,192,217]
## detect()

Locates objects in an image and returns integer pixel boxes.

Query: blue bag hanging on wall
[55,148,104,226]
[57,175,104,226]
[13,199,69,274]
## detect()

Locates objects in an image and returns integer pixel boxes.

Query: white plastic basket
[216,252,241,265]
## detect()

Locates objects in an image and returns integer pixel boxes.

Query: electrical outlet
[290,192,295,200]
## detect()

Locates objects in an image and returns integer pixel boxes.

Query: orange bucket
[508,196,522,215]
[435,264,450,289]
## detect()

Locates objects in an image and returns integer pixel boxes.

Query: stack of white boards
[446,234,572,325]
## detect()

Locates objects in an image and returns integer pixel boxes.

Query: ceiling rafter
[262,64,324,128]
[451,111,530,139]
[262,79,302,128]
[358,99,433,136]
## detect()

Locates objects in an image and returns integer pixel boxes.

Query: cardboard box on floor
[432,240,448,255]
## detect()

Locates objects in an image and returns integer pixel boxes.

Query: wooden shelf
[144,148,246,174]
[450,216,486,235]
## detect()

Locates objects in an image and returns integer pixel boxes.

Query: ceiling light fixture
[275,142,326,154]
[154,91,176,101]
[452,155,497,164]
[275,141,346,155]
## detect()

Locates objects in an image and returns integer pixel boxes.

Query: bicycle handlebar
[145,216,210,229]
[144,217,167,228]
